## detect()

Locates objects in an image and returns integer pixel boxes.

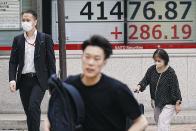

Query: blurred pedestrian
[45,35,148,131]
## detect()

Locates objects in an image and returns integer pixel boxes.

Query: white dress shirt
[22,30,37,74]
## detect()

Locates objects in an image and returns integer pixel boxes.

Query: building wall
[0,0,33,47]
[0,49,196,113]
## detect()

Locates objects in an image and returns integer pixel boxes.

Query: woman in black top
[135,49,182,131]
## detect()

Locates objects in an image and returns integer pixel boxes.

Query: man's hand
[134,85,141,93]
[44,116,51,131]
[128,115,148,131]
[9,80,16,93]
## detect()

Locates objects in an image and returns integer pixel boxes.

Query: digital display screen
[53,0,196,49]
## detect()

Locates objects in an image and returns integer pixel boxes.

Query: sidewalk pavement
[0,114,46,131]
[0,113,196,131]
[146,124,196,131]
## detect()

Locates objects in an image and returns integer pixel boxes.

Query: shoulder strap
[40,32,46,44]
[155,73,162,98]
[62,82,85,125]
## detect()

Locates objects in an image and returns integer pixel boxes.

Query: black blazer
[9,32,56,91]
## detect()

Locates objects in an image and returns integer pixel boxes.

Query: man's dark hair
[153,49,169,65]
[21,10,38,20]
[82,35,113,59]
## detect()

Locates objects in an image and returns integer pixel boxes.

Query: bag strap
[40,32,46,44]
[155,73,162,98]
[40,32,51,76]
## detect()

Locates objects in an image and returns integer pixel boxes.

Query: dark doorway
[42,0,52,34]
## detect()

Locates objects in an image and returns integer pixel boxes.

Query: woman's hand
[151,99,155,109]
[134,85,141,93]
[175,103,182,114]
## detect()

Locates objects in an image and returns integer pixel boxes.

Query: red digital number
[129,24,162,40]
[129,25,138,39]
[182,24,192,39]
[171,24,192,39]
[129,24,192,40]
[152,25,162,39]
[140,25,150,40]
[171,25,180,39]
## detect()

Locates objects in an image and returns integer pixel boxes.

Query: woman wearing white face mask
[134,49,182,131]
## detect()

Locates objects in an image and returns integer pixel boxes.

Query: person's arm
[9,37,18,82]
[9,37,18,92]
[170,71,182,102]
[117,84,148,131]
[137,66,152,92]
[46,34,56,76]
[128,115,148,131]
[169,71,182,113]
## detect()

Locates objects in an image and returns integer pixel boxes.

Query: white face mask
[22,21,33,32]
[155,61,164,68]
